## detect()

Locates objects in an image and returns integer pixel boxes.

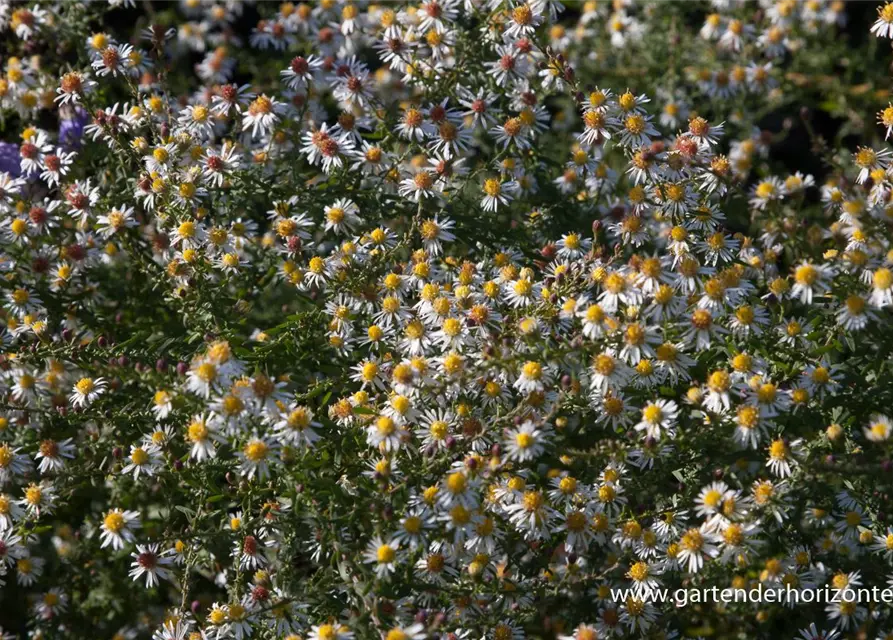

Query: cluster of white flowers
[0,1,893,639]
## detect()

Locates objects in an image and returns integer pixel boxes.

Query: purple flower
[0,142,21,177]
[59,108,89,149]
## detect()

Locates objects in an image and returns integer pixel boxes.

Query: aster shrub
[2,1,893,639]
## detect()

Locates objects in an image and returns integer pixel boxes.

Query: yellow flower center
[131,448,149,465]
[625,114,645,134]
[515,432,534,449]
[681,528,703,551]
[377,544,396,563]
[522,490,544,512]
[737,406,758,429]
[874,268,893,290]
[769,439,788,460]
[795,264,818,285]
[244,440,269,462]
[483,178,502,197]
[723,524,743,546]
[187,420,209,442]
[362,361,379,380]
[618,92,635,111]
[855,147,877,168]
[755,181,776,198]
[104,511,125,533]
[708,370,730,392]
[628,561,649,581]
[75,378,95,394]
[197,363,217,382]
[25,484,42,505]
[692,309,712,330]
[522,361,542,380]
[376,416,396,435]
[0,445,13,468]
[643,404,662,423]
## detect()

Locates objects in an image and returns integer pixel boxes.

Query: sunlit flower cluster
[0,1,892,639]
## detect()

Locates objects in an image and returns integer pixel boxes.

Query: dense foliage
[1,1,893,639]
